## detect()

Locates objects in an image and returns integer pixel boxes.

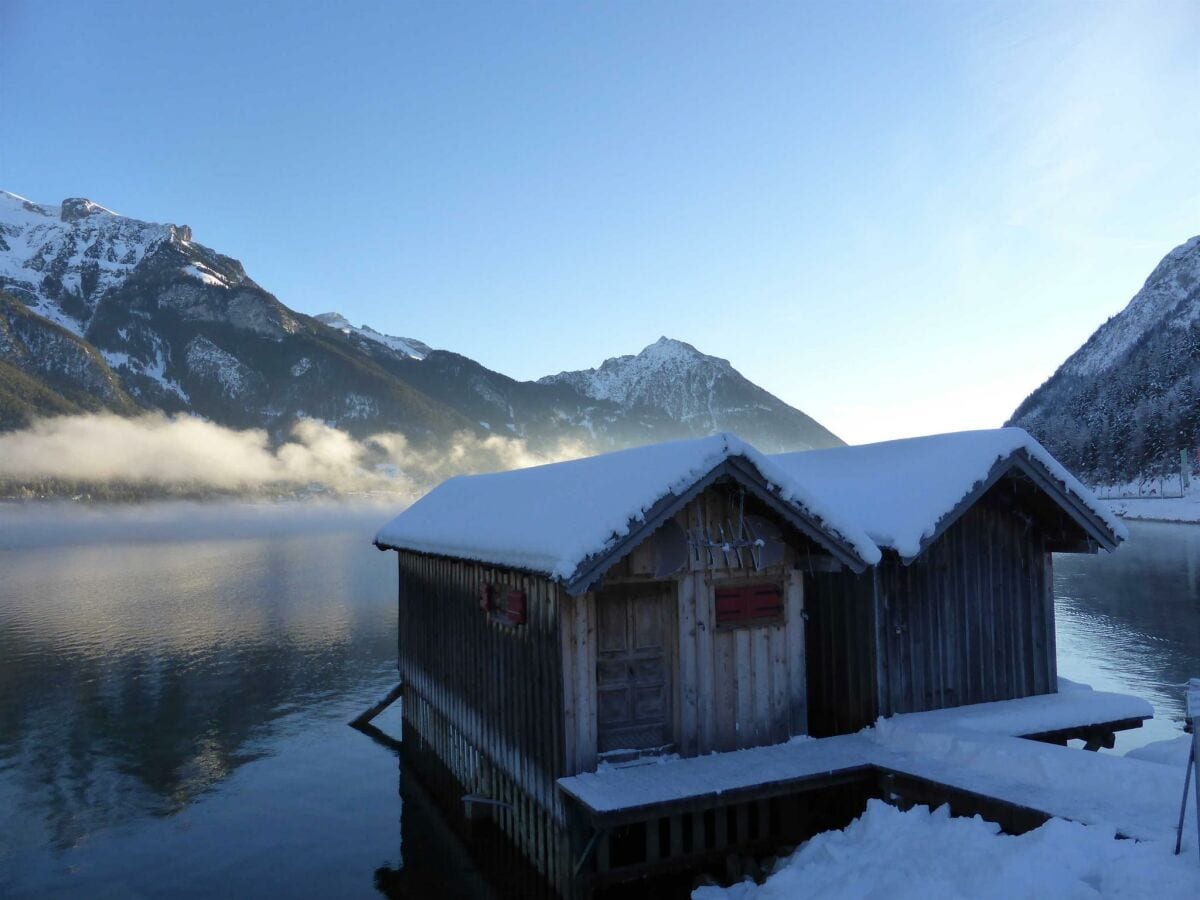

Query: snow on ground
[694,799,1200,900]
[1107,489,1200,524]
[1126,735,1193,768]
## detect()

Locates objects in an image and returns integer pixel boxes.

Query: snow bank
[878,678,1152,737]
[694,799,1200,899]
[375,433,880,581]
[1108,489,1200,524]
[1125,735,1192,768]
[867,719,1192,844]
[771,427,1127,559]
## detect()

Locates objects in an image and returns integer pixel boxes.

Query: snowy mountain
[0,190,472,439]
[0,189,841,457]
[314,312,431,360]
[1009,235,1200,479]
[540,337,843,452]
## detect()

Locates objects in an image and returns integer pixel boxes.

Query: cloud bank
[0,414,587,496]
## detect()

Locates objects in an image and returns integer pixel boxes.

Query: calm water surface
[0,502,493,899]
[1056,519,1200,749]
[0,507,1197,897]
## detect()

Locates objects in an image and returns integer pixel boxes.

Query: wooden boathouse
[373,428,1135,896]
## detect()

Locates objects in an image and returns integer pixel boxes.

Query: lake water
[0,507,1196,897]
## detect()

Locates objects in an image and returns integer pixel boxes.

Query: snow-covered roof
[374,433,881,588]
[770,427,1127,560]
[375,428,1124,585]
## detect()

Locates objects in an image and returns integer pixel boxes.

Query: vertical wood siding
[803,490,1058,735]
[560,487,814,767]
[804,569,881,737]
[876,492,1056,716]
[397,552,570,892]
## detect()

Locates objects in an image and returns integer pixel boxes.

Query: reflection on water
[1,505,1198,896]
[1056,520,1200,749]
[0,501,475,899]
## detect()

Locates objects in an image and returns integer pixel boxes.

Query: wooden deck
[558,688,1157,889]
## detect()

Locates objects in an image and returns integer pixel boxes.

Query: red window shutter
[715,584,782,626]
[715,586,747,621]
[746,585,783,619]
[505,589,527,624]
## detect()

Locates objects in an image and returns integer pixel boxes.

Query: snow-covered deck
[558,687,1157,833]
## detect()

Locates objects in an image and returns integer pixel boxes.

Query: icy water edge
[0,505,1196,898]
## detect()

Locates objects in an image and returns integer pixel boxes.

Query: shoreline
[1106,494,1200,527]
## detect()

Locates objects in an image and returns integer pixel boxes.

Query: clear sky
[2,1,1197,444]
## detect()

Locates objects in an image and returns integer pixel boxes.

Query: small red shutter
[504,589,527,624]
[714,584,783,626]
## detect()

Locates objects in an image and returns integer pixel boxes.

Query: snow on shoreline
[1108,493,1200,524]
[1096,477,1200,525]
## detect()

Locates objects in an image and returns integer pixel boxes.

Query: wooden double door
[595,585,674,754]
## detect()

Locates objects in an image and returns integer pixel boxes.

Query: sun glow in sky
[2,1,1197,444]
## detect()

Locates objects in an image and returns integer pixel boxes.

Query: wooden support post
[645,817,661,864]
[756,799,770,840]
[669,814,684,859]
[349,682,404,729]
[1188,679,1200,862]
[596,831,611,873]
[735,803,749,843]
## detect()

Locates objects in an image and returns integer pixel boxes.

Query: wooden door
[595,585,672,753]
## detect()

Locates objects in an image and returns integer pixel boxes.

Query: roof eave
[563,455,871,597]
[898,449,1121,564]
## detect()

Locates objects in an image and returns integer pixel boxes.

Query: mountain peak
[314,312,431,360]
[535,336,840,451]
[644,335,695,353]
[60,197,116,223]
[1010,233,1200,479]
[315,312,352,330]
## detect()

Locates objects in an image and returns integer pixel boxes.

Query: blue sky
[2,1,1197,443]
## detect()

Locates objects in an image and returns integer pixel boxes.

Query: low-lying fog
[0,412,585,499]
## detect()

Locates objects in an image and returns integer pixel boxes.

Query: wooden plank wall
[684,488,809,754]
[397,552,570,892]
[561,486,813,770]
[876,491,1056,716]
[804,569,881,737]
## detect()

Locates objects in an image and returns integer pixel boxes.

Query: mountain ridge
[1009,234,1200,479]
[0,190,843,460]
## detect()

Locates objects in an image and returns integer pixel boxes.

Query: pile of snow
[1126,735,1193,768]
[770,427,1127,559]
[375,432,880,581]
[695,799,1200,899]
